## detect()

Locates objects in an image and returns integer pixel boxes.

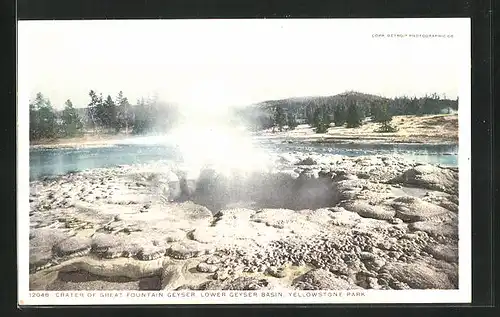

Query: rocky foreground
[29,153,459,291]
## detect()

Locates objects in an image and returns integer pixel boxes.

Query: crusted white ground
[29,153,459,291]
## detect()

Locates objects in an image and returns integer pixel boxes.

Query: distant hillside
[234,91,458,131]
[257,91,387,107]
[254,91,390,114]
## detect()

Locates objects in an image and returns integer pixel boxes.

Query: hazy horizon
[19,19,468,110]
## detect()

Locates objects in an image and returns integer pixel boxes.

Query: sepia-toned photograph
[17,18,471,305]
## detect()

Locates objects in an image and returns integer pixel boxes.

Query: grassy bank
[29,114,458,149]
[29,133,134,149]
[256,114,458,144]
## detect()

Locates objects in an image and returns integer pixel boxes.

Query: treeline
[29,93,83,140]
[237,92,458,133]
[270,99,395,133]
[29,91,179,141]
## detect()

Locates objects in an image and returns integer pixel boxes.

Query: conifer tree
[133,98,149,134]
[345,101,362,128]
[375,103,397,133]
[313,107,330,133]
[286,112,298,130]
[273,105,286,132]
[116,91,133,133]
[87,90,103,132]
[29,92,58,139]
[333,105,346,126]
[305,105,315,126]
[103,95,117,131]
[61,99,83,137]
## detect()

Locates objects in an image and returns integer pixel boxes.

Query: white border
[17,18,472,306]
[456,17,472,303]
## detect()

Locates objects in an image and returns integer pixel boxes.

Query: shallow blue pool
[29,140,458,181]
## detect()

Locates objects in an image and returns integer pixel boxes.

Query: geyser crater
[172,168,342,213]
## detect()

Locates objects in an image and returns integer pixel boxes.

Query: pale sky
[18,18,470,110]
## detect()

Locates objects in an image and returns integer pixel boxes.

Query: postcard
[17,18,471,305]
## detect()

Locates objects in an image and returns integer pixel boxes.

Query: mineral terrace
[29,153,459,291]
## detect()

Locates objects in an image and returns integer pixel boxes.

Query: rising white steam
[168,110,271,176]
